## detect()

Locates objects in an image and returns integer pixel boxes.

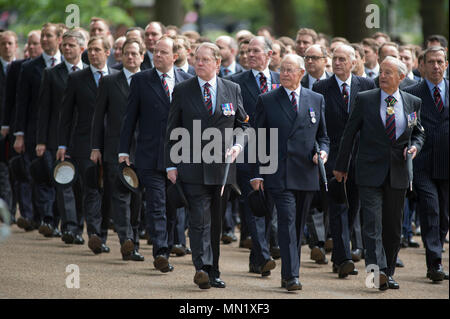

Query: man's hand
[36,144,46,157]
[250,179,264,191]
[119,155,130,166]
[225,145,241,163]
[13,135,25,153]
[333,170,348,183]
[56,148,66,161]
[90,150,102,164]
[404,145,418,160]
[0,127,9,137]
[313,150,328,165]
[167,169,178,184]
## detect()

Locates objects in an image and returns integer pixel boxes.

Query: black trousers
[183,183,230,278]
[414,171,449,269]
[358,176,406,277]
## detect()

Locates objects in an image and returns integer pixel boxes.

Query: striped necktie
[203,83,213,115]
[161,73,170,98]
[290,91,298,113]
[259,72,268,93]
[385,95,397,142]
[433,86,444,113]
[342,83,349,112]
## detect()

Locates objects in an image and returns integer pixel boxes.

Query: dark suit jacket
[14,55,48,151]
[404,79,449,180]
[119,68,192,171]
[313,74,376,176]
[253,87,329,191]
[92,71,136,164]
[301,71,333,89]
[165,76,250,185]
[36,62,88,150]
[59,66,119,158]
[335,88,425,189]
[140,53,153,70]
[219,62,244,78]
[374,76,417,90]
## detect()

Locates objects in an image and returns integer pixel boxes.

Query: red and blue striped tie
[161,73,170,98]
[385,95,397,142]
[434,86,444,113]
[203,83,213,115]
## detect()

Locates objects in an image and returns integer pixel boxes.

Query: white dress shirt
[42,50,62,68]
[335,75,352,112]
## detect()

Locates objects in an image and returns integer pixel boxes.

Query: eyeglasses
[280,68,301,74]
[304,56,325,61]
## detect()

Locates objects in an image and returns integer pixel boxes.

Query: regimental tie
[161,73,170,98]
[342,83,349,112]
[50,57,56,67]
[203,82,213,115]
[433,86,444,113]
[259,72,268,93]
[291,91,298,113]
[385,95,397,142]
[71,65,78,72]
[223,68,230,76]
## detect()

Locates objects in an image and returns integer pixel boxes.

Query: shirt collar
[64,60,83,72]
[123,67,140,80]
[381,88,401,103]
[335,74,352,88]
[252,68,271,80]
[42,50,62,66]
[177,62,190,73]
[223,60,236,73]
[0,57,14,67]
[366,63,379,74]
[90,64,108,76]
[156,67,175,79]
[198,75,217,89]
[308,71,327,82]
[284,85,301,98]
[425,78,445,93]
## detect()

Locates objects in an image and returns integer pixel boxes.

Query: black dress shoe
[351,249,362,262]
[17,217,33,231]
[39,222,54,237]
[378,272,389,291]
[88,234,102,254]
[153,255,170,272]
[185,247,192,254]
[349,268,358,275]
[123,250,145,261]
[337,260,355,278]
[101,244,110,253]
[62,231,75,244]
[396,257,404,268]
[120,239,134,257]
[310,246,328,264]
[261,258,276,273]
[408,238,420,248]
[387,276,399,289]
[427,264,445,282]
[194,270,211,289]
[52,228,62,238]
[270,246,281,260]
[74,234,85,245]
[285,277,302,291]
[221,232,234,244]
[171,244,186,256]
[209,277,226,288]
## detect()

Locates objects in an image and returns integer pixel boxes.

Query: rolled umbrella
[406,145,414,191]
[315,142,328,192]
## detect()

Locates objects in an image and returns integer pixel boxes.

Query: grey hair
[423,46,448,62]
[383,56,408,76]
[63,30,86,47]
[216,35,237,51]
[281,53,305,71]
[333,44,356,62]
[251,36,273,54]
[195,42,222,61]
[305,44,328,58]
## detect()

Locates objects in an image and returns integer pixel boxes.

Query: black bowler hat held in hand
[52,158,78,187]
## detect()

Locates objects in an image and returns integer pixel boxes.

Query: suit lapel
[329,75,347,112]
[289,88,310,137]
[148,69,170,105]
[275,87,296,124]
[242,71,260,102]
[189,77,210,121]
[396,91,413,142]
[349,74,361,112]
[55,63,68,85]
[211,77,227,123]
[84,68,97,96]
[114,70,129,98]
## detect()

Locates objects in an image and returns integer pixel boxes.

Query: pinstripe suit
[404,79,449,270]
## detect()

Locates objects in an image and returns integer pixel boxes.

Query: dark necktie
[50,57,56,67]
[71,65,78,72]
[433,86,444,113]
[223,68,230,76]
[259,72,268,93]
[342,83,349,112]
[368,71,374,78]
[203,83,213,115]
[291,91,298,113]
[96,71,103,87]
[161,73,170,98]
[385,95,397,142]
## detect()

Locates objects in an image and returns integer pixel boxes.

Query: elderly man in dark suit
[313,44,376,278]
[228,36,280,277]
[119,36,192,271]
[13,23,63,234]
[92,39,147,261]
[252,54,330,291]
[58,36,119,255]
[36,30,86,242]
[165,42,249,289]
[404,46,449,282]
[334,57,425,290]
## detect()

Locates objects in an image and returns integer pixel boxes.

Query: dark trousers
[329,177,360,265]
[358,177,406,277]
[351,209,364,250]
[183,183,230,278]
[268,188,314,280]
[402,198,416,240]
[414,171,449,269]
[137,168,176,258]
[174,207,188,247]
[72,158,105,242]
[306,207,327,248]
[237,167,271,267]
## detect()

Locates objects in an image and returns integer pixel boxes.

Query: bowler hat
[167,180,189,209]
[117,162,140,193]
[248,187,274,218]
[9,155,29,183]
[328,177,348,206]
[30,156,52,186]
[53,158,78,187]
[84,161,103,189]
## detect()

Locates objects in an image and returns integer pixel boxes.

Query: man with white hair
[215,35,244,77]
[251,53,329,291]
[313,44,376,277]
[333,56,425,290]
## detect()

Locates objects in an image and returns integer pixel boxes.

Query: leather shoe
[101,243,110,253]
[427,264,445,282]
[185,247,192,254]
[153,255,170,272]
[349,268,359,275]
[171,244,186,256]
[337,260,355,278]
[324,238,333,253]
[120,239,134,257]
[88,234,102,254]
[124,250,145,261]
[17,217,34,231]
[74,234,85,245]
[283,277,302,291]
[261,258,276,274]
[351,249,362,262]
[52,228,62,238]
[396,257,404,268]
[378,271,389,291]
[62,231,75,244]
[270,246,281,260]
[221,232,234,244]
[310,246,327,264]
[408,238,420,248]
[209,277,226,288]
[39,223,54,237]
[194,270,211,289]
[388,276,399,289]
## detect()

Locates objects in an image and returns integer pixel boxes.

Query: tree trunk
[420,0,448,46]
[154,0,184,26]
[266,0,297,38]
